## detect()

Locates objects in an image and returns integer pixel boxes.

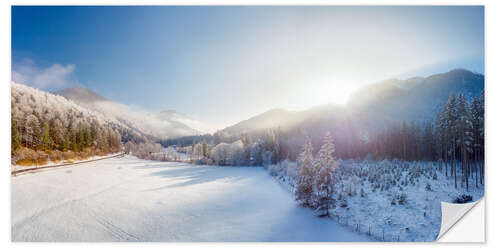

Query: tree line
[12,114,121,153]
[370,91,484,190]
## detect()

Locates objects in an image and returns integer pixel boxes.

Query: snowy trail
[11,155,374,242]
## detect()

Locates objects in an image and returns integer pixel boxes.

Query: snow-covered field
[11,155,373,242]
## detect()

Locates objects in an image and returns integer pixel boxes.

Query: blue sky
[12,6,484,128]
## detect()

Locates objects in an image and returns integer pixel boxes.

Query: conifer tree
[11,120,20,151]
[72,134,77,152]
[295,137,315,207]
[63,133,70,151]
[456,94,473,191]
[470,96,481,187]
[25,114,40,149]
[41,122,52,150]
[314,132,338,217]
[423,121,434,161]
[444,92,458,188]
[436,111,448,175]
[478,91,484,184]
[401,121,408,160]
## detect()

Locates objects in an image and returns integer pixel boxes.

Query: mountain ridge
[54,85,108,103]
[220,68,484,137]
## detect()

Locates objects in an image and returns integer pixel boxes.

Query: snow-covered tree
[456,93,473,191]
[435,111,448,175]
[210,142,229,165]
[295,136,315,207]
[41,121,52,150]
[11,82,124,164]
[209,140,244,166]
[443,92,458,188]
[249,142,263,166]
[262,150,274,166]
[50,117,65,150]
[470,94,484,186]
[314,132,338,217]
[192,142,204,162]
[24,114,40,149]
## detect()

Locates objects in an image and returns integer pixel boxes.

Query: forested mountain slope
[11,82,123,165]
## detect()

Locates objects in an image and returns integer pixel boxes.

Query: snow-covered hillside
[12,82,140,142]
[11,82,123,164]
[11,156,373,242]
[55,86,209,139]
[12,82,110,127]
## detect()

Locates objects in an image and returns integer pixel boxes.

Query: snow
[267,159,484,242]
[11,155,374,242]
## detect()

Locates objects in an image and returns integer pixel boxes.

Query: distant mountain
[347,68,484,121]
[55,86,108,103]
[347,78,406,111]
[221,69,484,137]
[221,109,302,136]
[55,86,205,140]
[156,110,213,135]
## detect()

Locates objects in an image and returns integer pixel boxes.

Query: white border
[2,0,497,249]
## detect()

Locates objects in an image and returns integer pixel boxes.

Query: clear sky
[12,6,484,128]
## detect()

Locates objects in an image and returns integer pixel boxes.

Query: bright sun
[306,80,359,107]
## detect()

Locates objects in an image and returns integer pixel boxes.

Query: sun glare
[304,79,359,108]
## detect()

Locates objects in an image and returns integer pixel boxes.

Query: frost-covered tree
[295,136,315,207]
[456,94,473,191]
[478,91,484,184]
[435,111,448,175]
[24,114,40,149]
[50,117,65,150]
[209,140,244,166]
[124,141,135,154]
[11,82,124,164]
[474,91,484,184]
[314,132,338,217]
[192,142,204,162]
[470,96,481,187]
[262,150,274,166]
[431,91,484,190]
[443,92,458,188]
[210,142,229,165]
[249,142,263,166]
